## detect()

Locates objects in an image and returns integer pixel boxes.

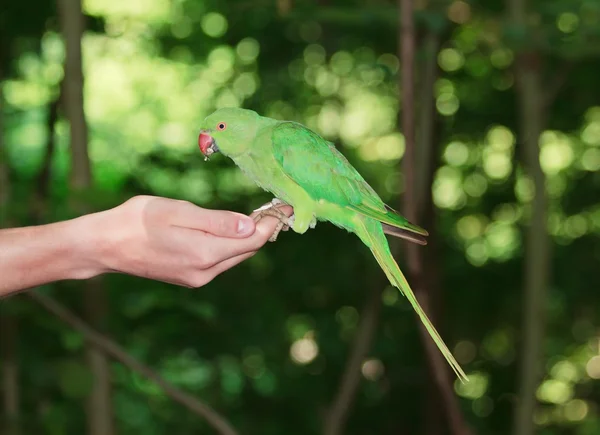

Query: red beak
[198,132,216,156]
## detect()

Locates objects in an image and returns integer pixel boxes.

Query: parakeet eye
[217,122,227,131]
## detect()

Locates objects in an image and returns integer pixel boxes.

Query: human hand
[81,195,293,287]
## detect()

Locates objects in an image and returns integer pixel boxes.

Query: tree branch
[26,290,240,435]
[323,283,383,435]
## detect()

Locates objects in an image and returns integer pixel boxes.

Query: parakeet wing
[270,122,428,238]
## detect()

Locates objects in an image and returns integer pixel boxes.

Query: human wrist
[58,210,115,280]
[0,215,107,295]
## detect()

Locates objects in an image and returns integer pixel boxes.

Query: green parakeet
[198,107,467,382]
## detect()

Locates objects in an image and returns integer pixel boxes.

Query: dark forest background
[1,0,600,434]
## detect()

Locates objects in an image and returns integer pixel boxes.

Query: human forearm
[0,196,291,297]
[0,216,101,297]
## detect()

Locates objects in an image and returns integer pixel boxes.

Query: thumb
[171,203,256,238]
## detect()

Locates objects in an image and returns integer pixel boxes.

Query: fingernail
[237,218,254,235]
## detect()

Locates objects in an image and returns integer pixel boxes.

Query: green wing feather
[269,121,467,382]
[271,122,427,241]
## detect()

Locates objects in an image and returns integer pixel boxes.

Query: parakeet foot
[251,199,295,242]
[253,198,287,213]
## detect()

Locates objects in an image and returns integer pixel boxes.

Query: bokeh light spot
[550,360,580,383]
[438,48,465,72]
[540,131,574,175]
[436,93,460,116]
[444,141,470,166]
[447,1,471,24]
[483,151,512,180]
[361,359,384,381]
[299,21,322,42]
[457,215,486,240]
[433,166,465,209]
[236,38,260,64]
[201,12,228,38]
[377,53,399,74]
[490,48,514,69]
[581,120,600,145]
[487,125,515,150]
[290,334,319,365]
[454,340,477,364]
[564,399,589,422]
[375,134,405,161]
[536,379,573,404]
[304,44,326,65]
[472,396,494,417]
[233,72,259,99]
[382,286,399,306]
[455,372,489,399]
[581,148,600,171]
[585,355,600,378]
[515,174,535,202]
[466,241,488,266]
[482,329,515,364]
[330,51,354,76]
[464,173,488,197]
[557,12,579,33]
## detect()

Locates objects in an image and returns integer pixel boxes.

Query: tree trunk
[506,1,551,435]
[507,30,550,435]
[398,0,417,239]
[513,62,548,435]
[0,65,21,435]
[398,3,472,435]
[323,282,383,435]
[56,1,114,433]
[0,66,8,220]
[0,313,19,435]
[417,35,442,435]
[33,85,61,221]
[83,281,113,435]
[57,0,91,190]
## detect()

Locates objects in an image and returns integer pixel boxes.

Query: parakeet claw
[251,198,294,242]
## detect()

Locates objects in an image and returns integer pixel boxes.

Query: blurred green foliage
[1,0,600,434]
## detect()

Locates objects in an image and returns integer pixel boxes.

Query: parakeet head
[198,108,260,159]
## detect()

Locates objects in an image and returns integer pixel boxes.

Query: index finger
[176,206,294,266]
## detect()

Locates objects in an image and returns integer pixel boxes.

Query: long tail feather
[356,219,468,383]
[349,203,430,239]
[382,223,428,245]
